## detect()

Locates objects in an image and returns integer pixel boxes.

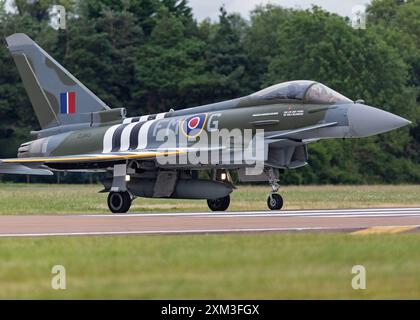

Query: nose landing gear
[267,193,283,210]
[266,167,284,211]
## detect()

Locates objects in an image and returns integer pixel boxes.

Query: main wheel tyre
[108,191,132,213]
[267,193,283,210]
[207,195,230,212]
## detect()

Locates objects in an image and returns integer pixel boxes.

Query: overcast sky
[5,0,372,20]
[189,0,372,21]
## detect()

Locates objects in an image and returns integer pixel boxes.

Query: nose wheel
[108,191,132,213]
[267,193,283,210]
[265,167,284,211]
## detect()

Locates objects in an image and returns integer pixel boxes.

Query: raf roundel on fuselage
[250,80,353,104]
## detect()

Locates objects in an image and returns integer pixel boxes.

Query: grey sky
[189,0,372,21]
[5,0,372,20]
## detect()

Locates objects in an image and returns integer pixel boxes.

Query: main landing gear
[207,169,232,212]
[107,163,132,213]
[266,168,284,211]
[108,191,132,213]
[207,195,230,212]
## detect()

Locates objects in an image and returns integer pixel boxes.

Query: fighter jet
[0,33,411,213]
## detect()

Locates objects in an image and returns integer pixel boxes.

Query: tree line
[0,0,419,184]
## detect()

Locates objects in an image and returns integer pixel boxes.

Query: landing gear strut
[108,191,132,213]
[108,163,132,213]
[266,168,283,211]
[207,195,230,212]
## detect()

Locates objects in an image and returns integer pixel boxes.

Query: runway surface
[0,207,420,237]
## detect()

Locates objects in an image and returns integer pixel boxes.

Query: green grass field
[1,233,420,299]
[0,183,420,299]
[1,183,420,214]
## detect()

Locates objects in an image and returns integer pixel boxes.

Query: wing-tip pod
[0,162,53,176]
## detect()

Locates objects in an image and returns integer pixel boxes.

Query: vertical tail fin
[6,33,111,129]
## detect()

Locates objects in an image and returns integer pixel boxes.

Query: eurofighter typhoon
[0,34,411,213]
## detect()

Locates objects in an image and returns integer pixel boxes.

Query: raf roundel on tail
[60,92,76,114]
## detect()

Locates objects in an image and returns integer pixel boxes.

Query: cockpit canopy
[251,80,352,104]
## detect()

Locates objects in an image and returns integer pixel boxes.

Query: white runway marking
[0,226,363,238]
[1,207,419,238]
[82,207,420,218]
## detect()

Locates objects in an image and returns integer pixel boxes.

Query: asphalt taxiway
[0,207,419,237]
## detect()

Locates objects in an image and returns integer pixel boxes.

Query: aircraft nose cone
[348,104,411,138]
